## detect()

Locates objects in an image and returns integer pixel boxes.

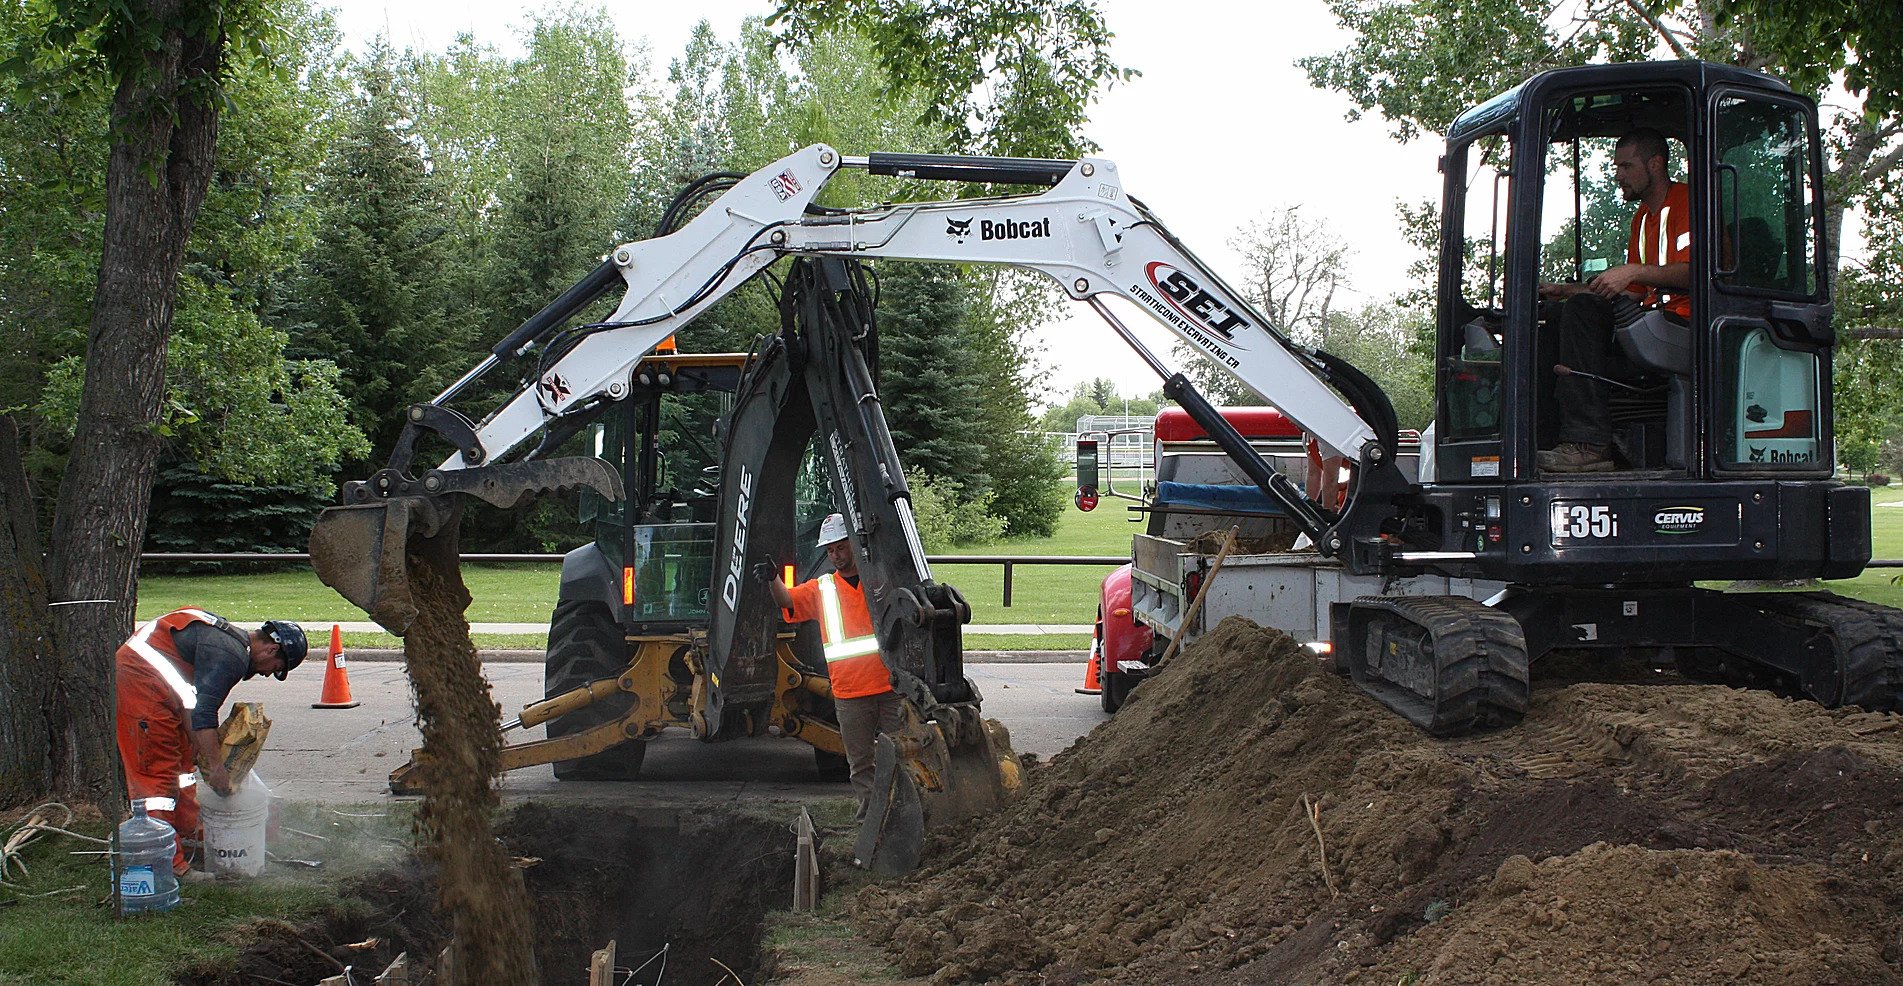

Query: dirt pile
[855,617,1903,985]
[403,563,537,985]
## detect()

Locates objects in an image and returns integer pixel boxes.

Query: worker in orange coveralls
[114,609,306,875]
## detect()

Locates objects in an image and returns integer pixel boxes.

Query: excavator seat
[1611,304,1693,469]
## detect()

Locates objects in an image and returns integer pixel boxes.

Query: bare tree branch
[1624,0,1693,59]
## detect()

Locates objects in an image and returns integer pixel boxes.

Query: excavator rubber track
[1750,591,1903,712]
[1341,594,1530,737]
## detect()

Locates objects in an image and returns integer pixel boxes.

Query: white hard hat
[817,513,850,547]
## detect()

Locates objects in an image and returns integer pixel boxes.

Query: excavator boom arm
[452,144,1385,485]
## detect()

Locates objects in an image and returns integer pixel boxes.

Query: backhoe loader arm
[706,256,1015,875]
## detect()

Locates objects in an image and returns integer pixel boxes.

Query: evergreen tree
[485,11,635,331]
[278,41,459,467]
[874,263,991,487]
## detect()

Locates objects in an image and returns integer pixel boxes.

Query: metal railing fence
[139,552,1133,608]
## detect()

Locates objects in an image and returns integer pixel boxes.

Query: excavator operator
[1537,126,1691,473]
[114,610,307,876]
[756,513,902,820]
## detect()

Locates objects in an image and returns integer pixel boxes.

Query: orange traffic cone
[312,624,360,709]
[1075,639,1103,695]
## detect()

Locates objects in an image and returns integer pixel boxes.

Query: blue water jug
[116,801,181,915]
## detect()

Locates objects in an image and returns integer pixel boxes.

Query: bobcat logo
[946,217,973,242]
[1749,446,1766,462]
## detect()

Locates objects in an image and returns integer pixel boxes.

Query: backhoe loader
[310,59,1902,873]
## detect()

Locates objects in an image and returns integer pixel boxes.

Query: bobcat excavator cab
[1347,60,1900,732]
[309,59,1900,873]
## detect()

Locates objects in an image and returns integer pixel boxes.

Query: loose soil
[403,562,537,985]
[855,616,1903,985]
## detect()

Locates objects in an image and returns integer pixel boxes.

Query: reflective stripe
[177,773,197,789]
[1675,231,1691,252]
[141,797,177,812]
[128,621,198,708]
[1655,204,1671,264]
[125,610,219,709]
[815,575,880,664]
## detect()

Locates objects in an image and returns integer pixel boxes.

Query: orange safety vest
[1627,181,1692,318]
[787,574,893,700]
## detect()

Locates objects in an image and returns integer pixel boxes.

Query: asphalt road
[227,659,1106,806]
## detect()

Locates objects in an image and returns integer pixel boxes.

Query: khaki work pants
[834,690,905,819]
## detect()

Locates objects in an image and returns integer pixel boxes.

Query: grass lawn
[0,803,413,986]
[135,485,1903,648]
[136,502,1145,650]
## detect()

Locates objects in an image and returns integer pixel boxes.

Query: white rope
[2,803,106,891]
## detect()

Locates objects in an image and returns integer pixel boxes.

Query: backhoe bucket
[308,495,462,636]
[310,457,621,635]
[855,709,1022,875]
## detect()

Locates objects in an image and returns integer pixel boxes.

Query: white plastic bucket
[197,769,271,877]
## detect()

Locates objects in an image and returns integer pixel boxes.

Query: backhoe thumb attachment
[855,706,1022,875]
[308,457,623,634]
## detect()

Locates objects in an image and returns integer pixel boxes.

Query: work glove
[751,560,779,584]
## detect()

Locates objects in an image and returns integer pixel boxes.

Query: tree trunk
[40,4,224,807]
[0,417,57,806]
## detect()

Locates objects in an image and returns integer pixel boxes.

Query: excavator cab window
[1709,90,1829,473]
[1437,128,1513,468]
[1530,87,1694,472]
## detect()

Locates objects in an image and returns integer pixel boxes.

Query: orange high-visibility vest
[787,574,893,699]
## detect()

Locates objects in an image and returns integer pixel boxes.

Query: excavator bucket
[855,709,1022,875]
[308,494,463,636]
[309,457,623,635]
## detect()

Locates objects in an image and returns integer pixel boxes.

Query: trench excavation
[182,804,802,986]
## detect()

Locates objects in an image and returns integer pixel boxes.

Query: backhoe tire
[545,599,646,781]
[814,747,850,782]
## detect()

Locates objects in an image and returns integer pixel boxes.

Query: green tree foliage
[1314,305,1436,432]
[982,430,1068,538]
[485,11,636,330]
[143,462,331,570]
[903,466,1005,549]
[277,41,463,468]
[1835,174,1903,475]
[875,263,992,484]
[1722,0,1903,118]
[768,0,1135,157]
[12,3,367,490]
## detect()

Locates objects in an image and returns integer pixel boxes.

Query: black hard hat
[261,620,308,680]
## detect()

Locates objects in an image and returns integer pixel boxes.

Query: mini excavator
[310,60,1900,873]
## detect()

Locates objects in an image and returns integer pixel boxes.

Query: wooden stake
[588,940,617,986]
[793,807,818,912]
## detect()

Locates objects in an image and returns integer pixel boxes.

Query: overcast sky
[325,1,1451,402]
